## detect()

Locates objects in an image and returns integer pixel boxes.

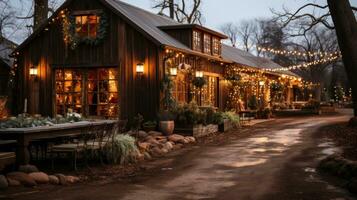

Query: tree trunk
[328,0,357,117]
[34,0,49,30]
[169,0,174,19]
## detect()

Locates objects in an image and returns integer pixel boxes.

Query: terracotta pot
[159,121,175,136]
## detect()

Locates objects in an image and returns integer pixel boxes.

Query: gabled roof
[222,44,299,77]
[13,0,297,77]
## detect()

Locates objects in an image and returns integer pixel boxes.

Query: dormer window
[193,30,202,52]
[75,14,100,38]
[212,37,221,55]
[203,34,211,54]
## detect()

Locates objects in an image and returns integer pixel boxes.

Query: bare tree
[273,0,357,117]
[237,20,255,52]
[152,0,203,24]
[219,22,239,47]
[0,0,17,39]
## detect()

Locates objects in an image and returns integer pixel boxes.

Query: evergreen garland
[63,12,109,50]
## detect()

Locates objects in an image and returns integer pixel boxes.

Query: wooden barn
[12,0,300,120]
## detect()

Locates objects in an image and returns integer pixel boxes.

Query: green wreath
[63,12,109,50]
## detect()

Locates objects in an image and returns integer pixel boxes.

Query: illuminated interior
[55,68,119,117]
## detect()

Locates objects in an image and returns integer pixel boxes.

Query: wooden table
[0,120,116,165]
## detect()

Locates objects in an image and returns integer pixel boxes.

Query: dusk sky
[8,0,357,43]
[122,0,357,32]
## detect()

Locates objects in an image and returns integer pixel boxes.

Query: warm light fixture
[195,71,204,78]
[29,66,38,76]
[259,81,265,86]
[136,63,144,74]
[170,67,177,76]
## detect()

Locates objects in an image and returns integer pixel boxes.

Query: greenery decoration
[192,77,207,88]
[0,113,83,129]
[62,12,109,50]
[161,75,177,110]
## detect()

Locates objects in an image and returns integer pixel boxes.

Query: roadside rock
[186,136,196,143]
[168,134,186,143]
[28,172,49,184]
[7,178,21,187]
[6,172,37,187]
[54,174,67,185]
[18,165,39,173]
[146,138,160,147]
[0,175,8,189]
[137,152,145,161]
[148,131,163,137]
[138,142,151,151]
[65,176,80,184]
[128,130,148,139]
[151,147,163,157]
[163,142,173,151]
[48,175,60,185]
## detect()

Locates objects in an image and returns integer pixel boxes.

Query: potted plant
[142,121,157,132]
[157,111,175,136]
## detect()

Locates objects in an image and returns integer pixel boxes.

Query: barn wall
[15,0,161,120]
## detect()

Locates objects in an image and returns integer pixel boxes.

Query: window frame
[54,67,119,118]
[192,30,202,52]
[203,33,212,54]
[73,11,101,39]
[212,37,221,56]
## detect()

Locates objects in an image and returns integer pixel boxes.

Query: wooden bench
[0,152,15,171]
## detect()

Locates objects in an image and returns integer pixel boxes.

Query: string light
[265,55,341,72]
[258,46,341,58]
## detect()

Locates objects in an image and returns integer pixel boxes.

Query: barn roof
[222,44,299,77]
[14,0,297,76]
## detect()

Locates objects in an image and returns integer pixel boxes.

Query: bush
[104,134,139,165]
[172,102,225,126]
[222,111,240,127]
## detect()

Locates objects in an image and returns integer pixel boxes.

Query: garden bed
[175,124,219,138]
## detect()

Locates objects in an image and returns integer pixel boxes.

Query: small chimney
[169,0,174,19]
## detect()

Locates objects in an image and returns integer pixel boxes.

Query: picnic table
[0,120,117,165]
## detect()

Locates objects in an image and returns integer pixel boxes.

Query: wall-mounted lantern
[29,66,38,77]
[136,63,144,74]
[195,70,204,78]
[169,67,177,76]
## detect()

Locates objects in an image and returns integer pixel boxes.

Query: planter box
[219,119,234,132]
[175,124,219,137]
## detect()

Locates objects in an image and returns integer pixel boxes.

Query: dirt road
[4,110,357,200]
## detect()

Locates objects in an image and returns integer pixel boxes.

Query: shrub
[222,111,240,127]
[104,134,139,165]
